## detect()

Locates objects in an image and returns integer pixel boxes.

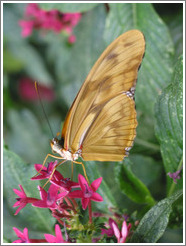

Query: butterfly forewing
[61,30,145,160]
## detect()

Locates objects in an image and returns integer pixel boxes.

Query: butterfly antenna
[35,81,54,138]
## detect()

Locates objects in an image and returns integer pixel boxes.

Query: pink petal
[121,220,128,241]
[13,201,20,207]
[44,234,56,243]
[38,186,47,200]
[112,222,121,243]
[55,224,63,242]
[91,192,103,202]
[13,227,24,238]
[12,239,22,243]
[78,174,88,192]
[56,191,68,200]
[19,20,34,37]
[91,177,102,191]
[13,189,25,198]
[14,204,26,215]
[48,184,59,200]
[34,164,44,172]
[23,228,29,240]
[82,198,89,210]
[68,190,83,198]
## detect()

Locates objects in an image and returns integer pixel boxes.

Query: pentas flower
[112,220,131,243]
[12,227,30,243]
[19,3,81,43]
[31,161,61,181]
[32,184,68,209]
[12,227,47,243]
[68,174,103,210]
[13,185,38,215]
[44,224,68,243]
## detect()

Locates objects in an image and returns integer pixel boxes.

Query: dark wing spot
[123,42,133,47]
[106,53,118,60]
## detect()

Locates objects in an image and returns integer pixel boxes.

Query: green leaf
[161,9,183,62]
[130,190,183,243]
[155,55,183,195]
[130,155,163,186]
[134,114,160,154]
[5,109,50,164]
[115,158,155,205]
[104,3,174,116]
[3,45,23,72]
[38,3,99,13]
[57,5,107,107]
[3,147,55,234]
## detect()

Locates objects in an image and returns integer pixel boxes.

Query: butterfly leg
[73,161,90,185]
[33,153,65,178]
[42,160,67,188]
[71,161,74,181]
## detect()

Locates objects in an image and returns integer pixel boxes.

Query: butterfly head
[50,137,62,154]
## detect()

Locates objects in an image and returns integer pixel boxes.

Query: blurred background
[3,3,183,243]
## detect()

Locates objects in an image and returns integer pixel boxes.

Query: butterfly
[41,29,145,181]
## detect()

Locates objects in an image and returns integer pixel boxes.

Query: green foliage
[130,190,183,243]
[38,3,99,13]
[155,55,183,195]
[3,2,183,243]
[115,158,155,205]
[3,147,55,241]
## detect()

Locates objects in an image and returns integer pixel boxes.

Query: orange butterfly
[40,29,145,181]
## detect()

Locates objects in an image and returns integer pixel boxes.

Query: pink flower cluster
[13,162,103,215]
[12,161,132,243]
[19,3,81,43]
[13,161,103,242]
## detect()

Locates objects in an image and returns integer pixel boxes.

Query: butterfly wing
[61,29,145,160]
[81,93,137,161]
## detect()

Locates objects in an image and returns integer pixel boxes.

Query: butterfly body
[50,137,80,161]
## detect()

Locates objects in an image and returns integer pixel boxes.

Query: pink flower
[32,184,68,209]
[68,174,103,210]
[167,167,182,184]
[19,77,55,101]
[31,161,61,181]
[25,3,43,18]
[12,227,47,243]
[19,3,81,42]
[44,224,68,243]
[112,220,131,243]
[12,227,31,243]
[101,218,117,237]
[13,185,38,215]
[19,20,34,37]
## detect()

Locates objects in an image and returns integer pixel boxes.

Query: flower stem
[88,201,92,223]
